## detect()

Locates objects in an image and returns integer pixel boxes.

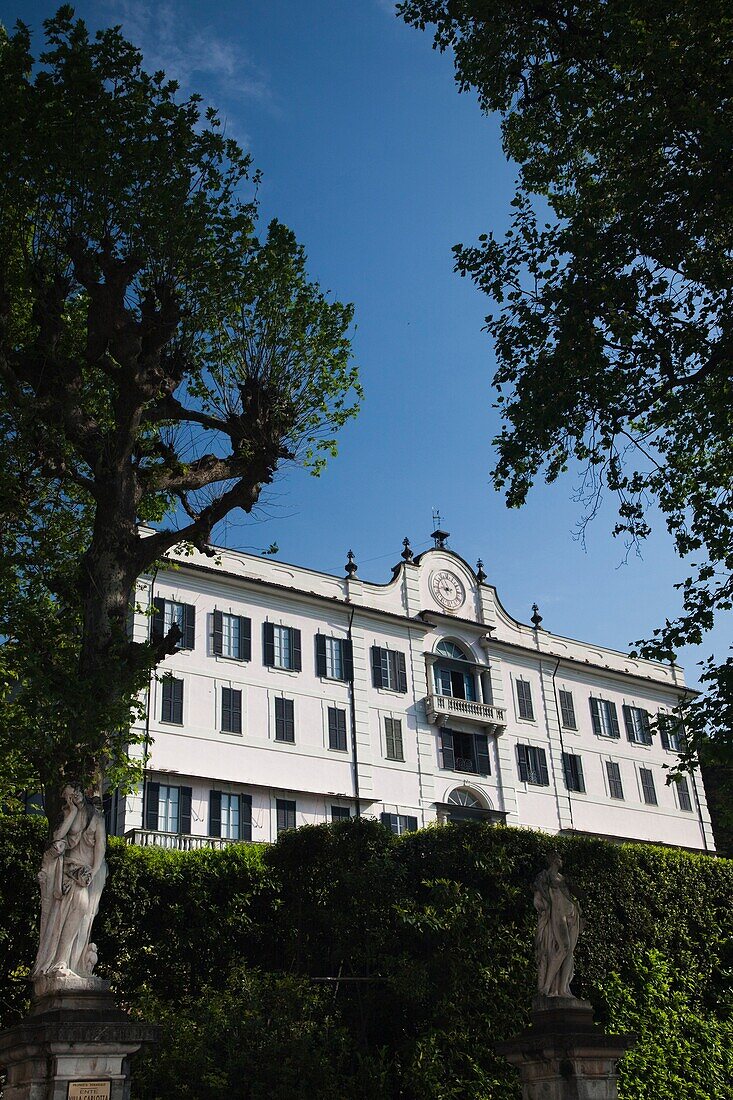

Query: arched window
[447,788,484,808]
[433,639,476,701]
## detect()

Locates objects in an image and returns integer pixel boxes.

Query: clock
[430,569,465,611]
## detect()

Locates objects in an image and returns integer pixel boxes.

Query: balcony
[125,829,254,851]
[426,693,507,731]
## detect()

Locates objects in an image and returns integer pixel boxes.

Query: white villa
[111,530,716,852]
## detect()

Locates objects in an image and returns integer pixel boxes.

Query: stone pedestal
[0,976,159,1100]
[496,995,635,1100]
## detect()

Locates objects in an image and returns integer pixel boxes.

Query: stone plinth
[0,976,159,1100]
[496,996,635,1100]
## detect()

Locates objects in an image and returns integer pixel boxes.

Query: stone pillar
[0,976,159,1100]
[497,996,635,1100]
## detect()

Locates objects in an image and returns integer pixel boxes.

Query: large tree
[399,0,733,769]
[0,8,360,816]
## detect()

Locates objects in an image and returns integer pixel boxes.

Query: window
[371,646,407,692]
[276,798,296,834]
[385,717,404,761]
[433,641,476,701]
[562,753,585,793]
[516,679,535,721]
[152,597,195,650]
[212,611,251,661]
[209,791,252,840]
[274,697,295,743]
[558,690,577,730]
[606,760,624,799]
[145,782,192,834]
[331,806,351,821]
[677,776,693,813]
[440,728,490,775]
[516,744,549,785]
[658,713,684,752]
[623,705,652,745]
[263,622,302,671]
[161,677,184,724]
[590,697,620,738]
[380,812,418,835]
[316,635,353,681]
[639,767,657,805]
[328,707,348,752]
[221,687,242,735]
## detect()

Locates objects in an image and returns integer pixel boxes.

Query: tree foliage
[398,0,733,764]
[0,8,360,806]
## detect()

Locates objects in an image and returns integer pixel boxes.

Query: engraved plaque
[68,1082,111,1100]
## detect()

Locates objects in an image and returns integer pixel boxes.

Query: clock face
[430,569,466,611]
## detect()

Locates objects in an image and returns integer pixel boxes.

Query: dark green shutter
[232,689,242,734]
[222,688,232,731]
[172,678,183,724]
[209,790,222,837]
[380,812,394,829]
[342,639,353,682]
[241,794,252,840]
[263,622,275,666]
[180,786,192,834]
[640,709,652,744]
[536,748,549,786]
[212,610,223,656]
[396,652,407,693]
[517,743,530,782]
[623,705,635,741]
[405,816,418,832]
[290,629,302,671]
[145,782,159,830]
[589,698,602,735]
[182,604,195,649]
[152,597,165,642]
[239,617,252,661]
[440,728,455,770]
[315,634,327,677]
[475,733,490,775]
[161,679,172,723]
[371,646,384,688]
[659,714,671,750]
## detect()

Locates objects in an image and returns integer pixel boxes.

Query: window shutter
[286,699,295,741]
[209,790,222,837]
[222,687,232,731]
[240,794,253,840]
[396,652,407,693]
[182,604,195,650]
[232,689,242,734]
[659,714,671,750]
[517,679,534,720]
[589,698,602,736]
[275,697,284,740]
[440,728,455,771]
[290,629,302,672]
[475,733,491,775]
[212,610,223,656]
[536,748,550,786]
[517,743,530,782]
[315,634,327,677]
[342,639,354,682]
[152,597,165,642]
[607,702,620,738]
[678,778,692,812]
[179,786,192,834]
[161,679,172,723]
[559,690,576,729]
[263,622,275,666]
[239,617,252,661]
[371,646,384,688]
[640,709,652,745]
[623,705,635,741]
[173,678,184,724]
[575,755,585,793]
[392,720,404,760]
[405,816,418,832]
[380,812,393,829]
[145,782,160,830]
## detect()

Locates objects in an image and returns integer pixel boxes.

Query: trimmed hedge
[1,816,731,1099]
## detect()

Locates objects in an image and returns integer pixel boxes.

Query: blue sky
[3,0,728,685]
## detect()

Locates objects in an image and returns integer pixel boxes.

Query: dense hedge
[1,815,731,1099]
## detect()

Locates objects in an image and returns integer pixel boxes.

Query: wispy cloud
[375,0,400,14]
[102,1,273,109]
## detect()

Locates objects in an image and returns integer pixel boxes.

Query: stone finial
[401,537,414,562]
[476,558,487,583]
[531,603,543,628]
[345,549,358,577]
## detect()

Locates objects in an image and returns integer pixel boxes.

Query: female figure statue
[32,785,107,980]
[533,852,583,998]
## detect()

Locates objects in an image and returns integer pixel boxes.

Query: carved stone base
[497,997,635,1100]
[0,980,159,1100]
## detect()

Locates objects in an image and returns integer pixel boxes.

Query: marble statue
[32,784,107,981]
[533,852,583,998]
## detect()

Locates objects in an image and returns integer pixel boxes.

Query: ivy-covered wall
[1,816,731,1099]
